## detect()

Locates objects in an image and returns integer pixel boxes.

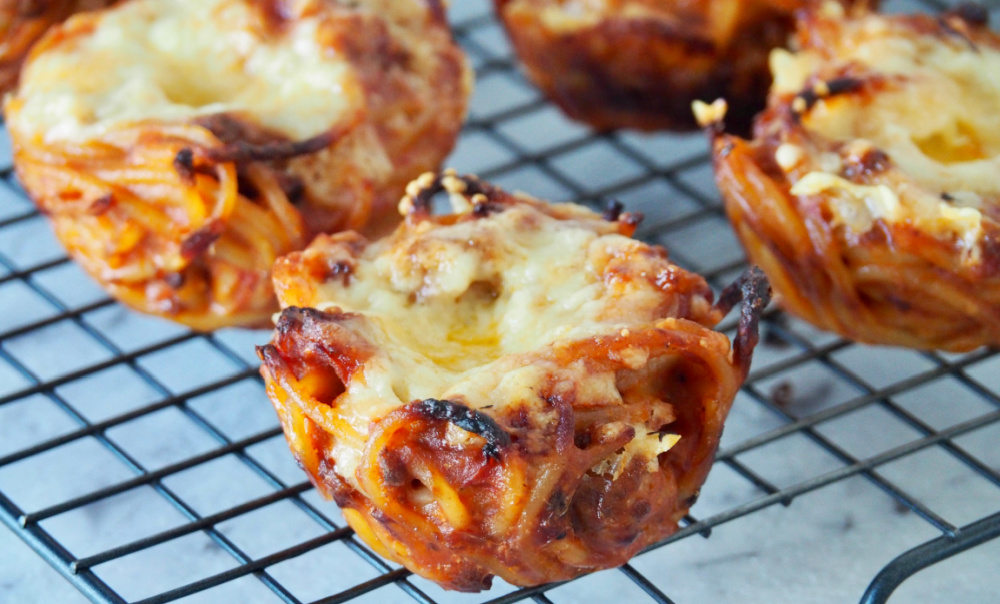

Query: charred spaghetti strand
[602,199,625,222]
[172,148,196,182]
[202,129,340,164]
[414,398,512,460]
[179,220,224,261]
[471,200,506,217]
[795,76,865,113]
[714,267,772,375]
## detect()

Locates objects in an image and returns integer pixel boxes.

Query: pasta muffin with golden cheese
[707,4,1000,351]
[5,0,470,330]
[258,171,771,590]
[493,0,861,132]
[0,0,115,94]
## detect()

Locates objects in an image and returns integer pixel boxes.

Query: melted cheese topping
[308,198,697,487]
[325,213,609,374]
[773,11,1000,257]
[526,0,661,31]
[13,0,358,143]
[524,0,728,42]
[320,204,630,406]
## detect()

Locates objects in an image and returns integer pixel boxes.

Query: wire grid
[3,0,1000,602]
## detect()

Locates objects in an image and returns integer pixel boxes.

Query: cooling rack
[3,0,1000,602]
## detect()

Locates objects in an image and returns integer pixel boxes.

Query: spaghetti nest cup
[4,0,470,330]
[708,4,1000,351]
[258,172,771,590]
[493,0,864,133]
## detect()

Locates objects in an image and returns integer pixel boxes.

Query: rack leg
[860,510,1000,604]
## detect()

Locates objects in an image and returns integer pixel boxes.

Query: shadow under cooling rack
[3,0,1000,603]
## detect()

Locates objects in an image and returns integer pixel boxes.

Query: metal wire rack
[3,0,1000,602]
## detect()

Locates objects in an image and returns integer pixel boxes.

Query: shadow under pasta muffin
[0,0,115,94]
[4,0,470,330]
[258,171,770,591]
[493,0,862,133]
[707,4,1000,351]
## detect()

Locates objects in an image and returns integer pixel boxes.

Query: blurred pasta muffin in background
[5,0,471,330]
[259,171,770,591]
[0,0,115,93]
[708,4,1000,350]
[493,0,865,133]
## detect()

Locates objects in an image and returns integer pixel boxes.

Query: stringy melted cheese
[310,198,691,487]
[772,10,1000,259]
[13,0,358,143]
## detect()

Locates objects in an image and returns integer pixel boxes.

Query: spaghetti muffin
[259,172,770,590]
[708,4,1000,351]
[493,0,864,132]
[0,0,115,94]
[5,0,471,330]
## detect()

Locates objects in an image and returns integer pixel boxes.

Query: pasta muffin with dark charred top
[707,3,1000,351]
[493,0,864,133]
[5,0,470,330]
[258,171,770,591]
[0,0,115,94]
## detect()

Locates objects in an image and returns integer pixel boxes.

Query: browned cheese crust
[710,4,1000,351]
[258,172,770,590]
[0,0,114,93]
[4,0,470,330]
[493,0,866,133]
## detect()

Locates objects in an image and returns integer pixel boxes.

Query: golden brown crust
[5,0,470,330]
[0,0,114,94]
[494,0,862,133]
[712,6,1000,350]
[259,172,770,590]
